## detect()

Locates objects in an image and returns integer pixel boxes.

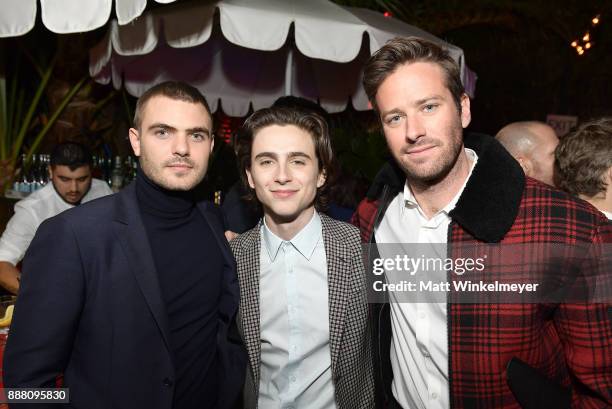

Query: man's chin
[157,174,204,191]
[160,181,198,191]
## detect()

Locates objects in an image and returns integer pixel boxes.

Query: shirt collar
[402,147,479,217]
[262,210,322,262]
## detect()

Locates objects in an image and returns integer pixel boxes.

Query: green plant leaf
[24,77,88,163]
[10,57,56,162]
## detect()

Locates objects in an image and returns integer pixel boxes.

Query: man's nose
[405,115,426,142]
[275,163,291,183]
[172,134,190,156]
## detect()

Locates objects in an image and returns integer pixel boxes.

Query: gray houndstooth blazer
[230,213,375,409]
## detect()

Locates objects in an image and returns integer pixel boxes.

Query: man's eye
[385,114,402,125]
[191,133,205,141]
[259,159,273,166]
[423,104,438,113]
[291,159,306,166]
[155,129,169,137]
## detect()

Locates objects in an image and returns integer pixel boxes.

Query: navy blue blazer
[3,182,246,409]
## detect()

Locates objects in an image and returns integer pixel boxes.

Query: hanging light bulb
[585,42,591,49]
[592,16,600,25]
[571,41,578,47]
[583,33,590,42]
[578,49,585,55]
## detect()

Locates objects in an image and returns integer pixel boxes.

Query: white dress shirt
[258,211,336,409]
[375,148,478,409]
[0,179,113,265]
[602,210,612,220]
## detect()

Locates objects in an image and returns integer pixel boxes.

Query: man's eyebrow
[380,108,404,118]
[288,152,312,159]
[186,127,211,136]
[380,95,445,118]
[413,95,444,106]
[253,152,312,159]
[254,152,278,160]
[147,123,177,132]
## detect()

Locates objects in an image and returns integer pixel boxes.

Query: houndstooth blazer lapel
[320,214,353,373]
[231,225,263,391]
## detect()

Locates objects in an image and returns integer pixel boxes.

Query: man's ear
[317,168,327,188]
[246,168,255,189]
[47,165,54,178]
[460,93,471,129]
[516,157,532,177]
[128,128,141,157]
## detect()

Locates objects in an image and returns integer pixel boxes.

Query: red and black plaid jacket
[352,133,612,409]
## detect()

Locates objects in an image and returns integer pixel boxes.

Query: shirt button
[290,375,296,383]
[421,348,430,357]
[162,377,173,387]
[431,392,438,399]
[419,312,426,319]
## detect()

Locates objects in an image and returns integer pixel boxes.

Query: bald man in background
[496,121,559,186]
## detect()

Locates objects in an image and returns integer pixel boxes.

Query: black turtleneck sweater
[136,171,222,409]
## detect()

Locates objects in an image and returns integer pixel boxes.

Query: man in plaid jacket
[352,37,612,408]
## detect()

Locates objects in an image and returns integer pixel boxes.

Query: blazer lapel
[235,226,263,388]
[112,183,172,354]
[196,201,236,271]
[321,215,352,372]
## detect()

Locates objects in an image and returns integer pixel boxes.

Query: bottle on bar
[111,156,124,192]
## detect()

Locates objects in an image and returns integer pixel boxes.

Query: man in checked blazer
[229,105,375,408]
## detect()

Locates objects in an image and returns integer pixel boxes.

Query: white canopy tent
[0,0,176,37]
[89,0,477,116]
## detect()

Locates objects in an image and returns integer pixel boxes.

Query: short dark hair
[555,117,612,197]
[133,81,213,130]
[236,106,335,211]
[50,142,93,171]
[363,36,464,112]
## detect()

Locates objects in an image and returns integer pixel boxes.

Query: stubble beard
[397,123,464,189]
[140,156,205,191]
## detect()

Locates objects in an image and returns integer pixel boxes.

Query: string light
[383,11,392,18]
[570,14,601,55]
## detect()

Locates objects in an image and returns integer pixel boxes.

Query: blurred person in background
[555,117,612,220]
[0,142,112,294]
[327,164,368,223]
[495,121,559,186]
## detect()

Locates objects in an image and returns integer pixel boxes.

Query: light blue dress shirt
[258,211,336,409]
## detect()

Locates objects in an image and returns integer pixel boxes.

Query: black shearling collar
[367,132,525,243]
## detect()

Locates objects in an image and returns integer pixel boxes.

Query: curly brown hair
[235,106,335,211]
[555,117,612,197]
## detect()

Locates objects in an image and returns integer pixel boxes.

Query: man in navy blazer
[4,81,246,409]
